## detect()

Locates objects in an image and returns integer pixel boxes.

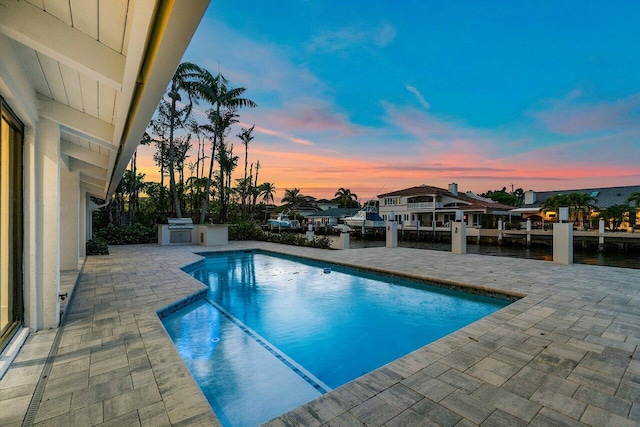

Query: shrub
[94,223,157,245]
[228,222,263,240]
[86,238,109,255]
[229,222,332,249]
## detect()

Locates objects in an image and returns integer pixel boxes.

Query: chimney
[448,183,458,196]
[524,190,536,205]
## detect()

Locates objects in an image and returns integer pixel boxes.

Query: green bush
[94,223,157,245]
[229,222,331,249]
[86,238,109,255]
[228,222,264,240]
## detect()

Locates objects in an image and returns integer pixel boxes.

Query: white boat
[268,213,297,228]
[343,205,385,229]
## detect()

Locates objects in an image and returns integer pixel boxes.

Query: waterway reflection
[326,235,639,269]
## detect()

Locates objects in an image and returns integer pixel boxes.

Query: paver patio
[1,241,640,426]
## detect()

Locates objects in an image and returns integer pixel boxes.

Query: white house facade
[378,183,514,229]
[0,0,209,358]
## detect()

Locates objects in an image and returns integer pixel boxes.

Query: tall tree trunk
[168,83,182,218]
[160,142,165,214]
[129,151,137,225]
[200,119,219,224]
[243,141,248,220]
[219,145,226,223]
[252,160,260,208]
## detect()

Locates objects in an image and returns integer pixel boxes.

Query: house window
[0,97,24,353]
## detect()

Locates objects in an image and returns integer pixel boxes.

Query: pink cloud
[248,124,314,146]
[530,91,640,135]
[259,100,361,136]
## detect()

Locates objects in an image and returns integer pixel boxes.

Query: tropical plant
[259,182,276,204]
[334,187,359,209]
[600,204,629,231]
[198,71,256,224]
[480,187,523,207]
[567,192,598,228]
[164,62,208,218]
[541,194,571,219]
[282,188,302,206]
[238,125,255,220]
[626,192,640,232]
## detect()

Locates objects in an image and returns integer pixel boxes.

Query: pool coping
[2,241,640,426]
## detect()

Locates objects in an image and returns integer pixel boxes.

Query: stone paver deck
[1,242,640,426]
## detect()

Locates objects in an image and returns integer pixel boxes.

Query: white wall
[37,118,61,329]
[1,34,64,330]
[60,165,79,270]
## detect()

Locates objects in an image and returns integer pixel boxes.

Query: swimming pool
[162,250,509,426]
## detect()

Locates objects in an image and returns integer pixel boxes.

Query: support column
[23,123,39,330]
[306,224,315,241]
[60,166,79,270]
[452,222,467,254]
[339,232,350,249]
[498,218,503,245]
[526,219,532,247]
[553,223,574,265]
[79,189,87,258]
[598,219,605,252]
[37,118,61,329]
[386,221,397,248]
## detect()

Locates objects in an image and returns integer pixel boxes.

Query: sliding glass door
[0,97,23,352]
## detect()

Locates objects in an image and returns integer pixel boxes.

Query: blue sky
[140,1,640,200]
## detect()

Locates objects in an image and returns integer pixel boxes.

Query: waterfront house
[307,208,361,227]
[378,183,514,230]
[0,0,209,368]
[512,185,640,230]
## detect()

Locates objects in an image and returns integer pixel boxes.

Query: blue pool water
[162,251,509,426]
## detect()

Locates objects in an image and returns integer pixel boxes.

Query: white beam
[61,140,110,169]
[79,173,105,188]
[60,127,118,153]
[108,0,210,197]
[38,95,117,149]
[81,182,105,196]
[0,0,125,89]
[68,158,107,181]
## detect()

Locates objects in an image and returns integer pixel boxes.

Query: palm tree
[238,125,255,220]
[259,182,276,204]
[334,187,358,209]
[166,62,208,218]
[541,193,571,219]
[626,192,640,232]
[218,143,239,223]
[568,192,598,228]
[198,71,256,224]
[282,188,303,208]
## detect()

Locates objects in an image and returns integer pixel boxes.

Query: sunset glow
[137,2,640,201]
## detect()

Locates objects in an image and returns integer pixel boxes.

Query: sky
[137,1,640,202]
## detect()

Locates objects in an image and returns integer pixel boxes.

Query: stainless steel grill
[167,218,194,229]
[167,218,193,243]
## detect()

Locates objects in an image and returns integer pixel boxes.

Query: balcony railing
[407,202,442,209]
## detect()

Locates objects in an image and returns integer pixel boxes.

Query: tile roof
[524,185,640,209]
[378,185,514,211]
[307,208,361,218]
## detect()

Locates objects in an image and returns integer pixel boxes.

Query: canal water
[326,235,640,270]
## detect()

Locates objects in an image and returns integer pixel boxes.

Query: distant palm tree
[259,182,276,204]
[627,192,640,207]
[627,192,640,232]
[282,188,302,206]
[568,192,598,228]
[334,187,358,209]
[541,194,570,218]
